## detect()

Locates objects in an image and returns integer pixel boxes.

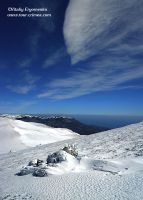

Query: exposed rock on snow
[62,144,78,157]
[16,148,79,177]
[16,143,143,178]
[16,166,37,176]
[28,159,44,167]
[33,168,48,177]
[47,144,78,164]
[1,121,143,199]
[47,150,68,164]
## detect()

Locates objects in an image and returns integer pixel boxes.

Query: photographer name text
[7,7,52,18]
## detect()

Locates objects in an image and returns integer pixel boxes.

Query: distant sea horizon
[1,113,143,129]
[71,114,143,129]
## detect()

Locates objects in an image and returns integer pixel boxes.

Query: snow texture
[0,120,143,199]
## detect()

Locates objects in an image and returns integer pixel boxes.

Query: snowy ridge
[0,114,106,135]
[0,117,78,154]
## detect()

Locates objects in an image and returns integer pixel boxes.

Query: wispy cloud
[38,55,143,99]
[7,70,40,94]
[43,48,67,68]
[64,0,143,64]
[19,58,32,68]
[7,85,34,94]
[37,0,142,100]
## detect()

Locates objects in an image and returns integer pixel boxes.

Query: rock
[62,144,78,157]
[33,169,48,177]
[28,159,38,167]
[28,159,44,167]
[16,166,36,176]
[47,150,67,164]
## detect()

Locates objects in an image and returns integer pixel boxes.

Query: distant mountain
[16,115,108,135]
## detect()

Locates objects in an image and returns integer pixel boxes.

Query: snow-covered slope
[72,121,143,159]
[0,121,143,199]
[0,117,78,154]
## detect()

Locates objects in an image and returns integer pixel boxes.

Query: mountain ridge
[15,115,108,135]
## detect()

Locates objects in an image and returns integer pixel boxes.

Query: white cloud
[7,70,40,94]
[24,70,40,85]
[64,0,143,64]
[43,48,66,68]
[7,85,34,94]
[38,0,143,100]
[38,57,143,99]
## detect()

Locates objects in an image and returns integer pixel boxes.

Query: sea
[71,114,143,129]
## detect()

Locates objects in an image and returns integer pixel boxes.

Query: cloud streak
[64,0,143,64]
[7,85,34,94]
[43,48,67,68]
[7,70,40,94]
[38,0,143,100]
[38,55,143,99]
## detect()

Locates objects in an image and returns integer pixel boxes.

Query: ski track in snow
[0,119,143,199]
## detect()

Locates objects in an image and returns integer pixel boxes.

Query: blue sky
[0,0,143,115]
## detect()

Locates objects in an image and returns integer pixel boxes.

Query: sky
[0,0,143,115]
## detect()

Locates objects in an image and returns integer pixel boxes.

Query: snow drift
[0,117,78,154]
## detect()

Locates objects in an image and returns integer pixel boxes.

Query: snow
[0,120,143,199]
[0,113,72,120]
[0,117,78,154]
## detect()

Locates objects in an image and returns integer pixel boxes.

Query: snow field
[0,117,78,154]
[0,120,143,199]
